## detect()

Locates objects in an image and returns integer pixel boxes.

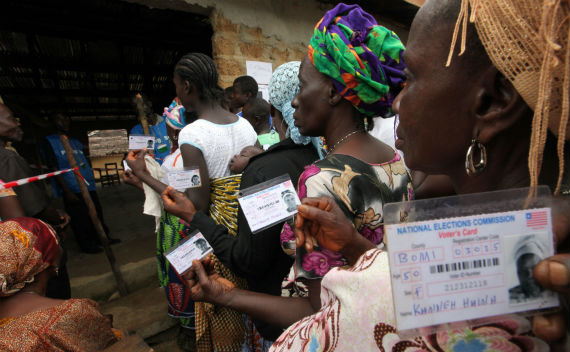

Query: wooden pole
[59,134,128,297]
[135,93,150,135]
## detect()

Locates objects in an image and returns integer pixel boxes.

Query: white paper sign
[258,84,269,102]
[239,178,300,233]
[246,61,272,85]
[167,169,201,191]
[385,208,559,332]
[129,135,154,150]
[165,232,213,275]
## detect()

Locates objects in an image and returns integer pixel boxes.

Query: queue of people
[1,0,569,351]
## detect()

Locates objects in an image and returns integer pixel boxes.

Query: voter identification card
[129,134,155,150]
[238,174,300,233]
[383,187,559,335]
[165,231,213,275]
[167,169,201,191]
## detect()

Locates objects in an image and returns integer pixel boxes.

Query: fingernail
[549,261,570,287]
[298,205,307,212]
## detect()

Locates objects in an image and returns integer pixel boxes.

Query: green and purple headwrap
[309,3,406,117]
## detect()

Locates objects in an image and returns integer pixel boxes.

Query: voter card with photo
[383,187,559,336]
[129,134,155,150]
[165,230,213,275]
[167,168,201,191]
[238,174,300,233]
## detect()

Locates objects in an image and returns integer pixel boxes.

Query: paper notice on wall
[258,85,269,102]
[246,61,273,85]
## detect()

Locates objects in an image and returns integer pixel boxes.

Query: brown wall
[126,0,410,89]
[210,10,308,88]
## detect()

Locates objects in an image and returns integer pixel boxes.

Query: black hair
[233,76,258,97]
[243,97,270,121]
[174,53,224,103]
[222,87,233,111]
[353,113,375,132]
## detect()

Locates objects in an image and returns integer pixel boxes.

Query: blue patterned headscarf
[269,61,325,157]
[268,62,309,145]
[163,98,186,130]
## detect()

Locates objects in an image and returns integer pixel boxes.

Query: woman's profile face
[291,57,332,137]
[173,73,191,109]
[392,2,476,174]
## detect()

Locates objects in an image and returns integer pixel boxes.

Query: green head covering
[309,3,406,117]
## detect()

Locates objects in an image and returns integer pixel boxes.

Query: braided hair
[174,53,224,104]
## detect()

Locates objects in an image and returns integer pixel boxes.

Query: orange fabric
[0,299,118,351]
[339,73,359,95]
[173,153,182,167]
[344,94,362,106]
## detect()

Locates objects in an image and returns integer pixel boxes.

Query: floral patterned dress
[281,152,413,280]
[270,249,547,351]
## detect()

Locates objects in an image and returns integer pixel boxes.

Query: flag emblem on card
[526,211,547,229]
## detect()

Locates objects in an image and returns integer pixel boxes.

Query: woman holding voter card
[162,61,319,350]
[279,0,570,350]
[158,101,198,337]
[124,99,199,349]
[127,53,257,352]
[163,2,414,346]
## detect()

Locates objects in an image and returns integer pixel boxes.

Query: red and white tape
[0,167,89,189]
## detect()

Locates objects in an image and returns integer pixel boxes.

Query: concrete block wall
[210,10,307,88]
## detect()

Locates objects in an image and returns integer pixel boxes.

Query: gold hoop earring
[465,139,487,176]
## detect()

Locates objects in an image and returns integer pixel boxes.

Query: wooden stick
[59,134,128,297]
[135,93,150,135]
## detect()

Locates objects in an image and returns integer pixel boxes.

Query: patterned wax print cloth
[157,210,195,329]
[242,315,274,352]
[309,3,406,117]
[157,144,194,328]
[0,299,118,351]
[281,152,413,280]
[194,175,247,352]
[0,217,59,296]
[270,249,549,351]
